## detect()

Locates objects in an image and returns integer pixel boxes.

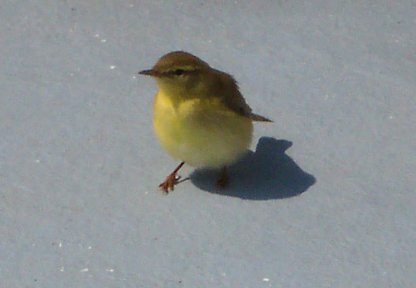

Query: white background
[1,1,415,287]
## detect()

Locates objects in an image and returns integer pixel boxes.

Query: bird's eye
[174,69,185,76]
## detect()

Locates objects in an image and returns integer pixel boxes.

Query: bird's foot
[159,173,181,193]
[215,166,228,188]
[159,161,185,193]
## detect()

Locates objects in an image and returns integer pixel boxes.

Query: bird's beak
[138,69,159,77]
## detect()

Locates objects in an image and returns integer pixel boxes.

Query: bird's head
[139,51,213,97]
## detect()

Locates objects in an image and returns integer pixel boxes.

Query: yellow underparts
[153,90,253,168]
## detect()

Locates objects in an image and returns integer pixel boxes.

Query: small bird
[139,51,271,193]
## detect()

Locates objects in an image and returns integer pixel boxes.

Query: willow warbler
[140,51,271,193]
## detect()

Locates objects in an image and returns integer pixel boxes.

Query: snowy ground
[1,1,415,287]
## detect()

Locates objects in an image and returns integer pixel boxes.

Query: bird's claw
[159,174,181,193]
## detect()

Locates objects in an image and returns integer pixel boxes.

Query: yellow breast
[152,90,253,168]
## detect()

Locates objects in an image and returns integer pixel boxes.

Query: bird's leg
[159,161,185,193]
[216,166,228,188]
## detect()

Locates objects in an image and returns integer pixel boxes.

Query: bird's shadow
[190,137,316,200]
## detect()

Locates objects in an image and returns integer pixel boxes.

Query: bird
[139,51,271,193]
